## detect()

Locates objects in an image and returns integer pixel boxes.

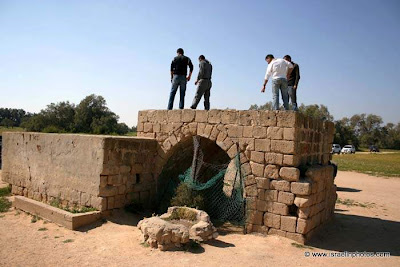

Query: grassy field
[0,126,25,136]
[332,152,400,177]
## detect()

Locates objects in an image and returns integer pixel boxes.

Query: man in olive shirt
[191,55,213,110]
[168,48,194,110]
[283,55,300,111]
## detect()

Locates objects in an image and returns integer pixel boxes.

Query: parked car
[331,144,341,154]
[369,145,380,152]
[341,145,356,154]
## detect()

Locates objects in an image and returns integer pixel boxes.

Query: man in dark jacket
[283,55,300,111]
[190,55,213,110]
[168,48,194,110]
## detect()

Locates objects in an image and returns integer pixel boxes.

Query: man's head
[265,54,274,64]
[177,48,184,55]
[199,55,205,61]
[283,55,292,62]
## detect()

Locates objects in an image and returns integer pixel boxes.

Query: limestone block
[283,155,300,167]
[294,195,314,208]
[253,126,267,138]
[272,202,289,215]
[291,180,312,195]
[243,126,253,137]
[265,153,283,165]
[247,210,263,225]
[283,128,297,141]
[238,110,259,126]
[264,164,280,179]
[195,110,208,122]
[221,110,238,124]
[255,177,270,189]
[265,189,278,201]
[144,123,153,133]
[257,189,265,200]
[270,180,290,192]
[264,212,281,228]
[246,184,258,197]
[277,111,303,128]
[208,110,221,124]
[297,207,312,219]
[226,125,243,138]
[297,218,311,234]
[280,216,297,232]
[251,151,265,164]
[254,139,271,152]
[250,162,265,177]
[246,197,257,210]
[279,167,300,182]
[182,109,195,122]
[244,174,256,186]
[271,140,297,154]
[259,111,277,126]
[267,127,283,140]
[167,110,182,122]
[278,191,295,205]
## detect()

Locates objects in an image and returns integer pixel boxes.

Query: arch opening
[155,136,245,225]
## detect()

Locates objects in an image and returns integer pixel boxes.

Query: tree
[1,118,15,128]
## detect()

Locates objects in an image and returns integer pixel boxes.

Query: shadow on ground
[336,187,362,193]
[308,213,400,256]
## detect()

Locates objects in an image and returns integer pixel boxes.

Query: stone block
[208,110,221,124]
[255,177,270,189]
[291,180,312,195]
[251,151,265,164]
[246,184,258,197]
[297,207,312,219]
[244,174,256,186]
[195,110,208,122]
[221,110,238,124]
[99,186,118,197]
[267,127,283,140]
[294,195,314,208]
[270,180,290,192]
[283,155,300,167]
[272,202,289,215]
[167,110,182,122]
[181,109,195,122]
[296,218,311,234]
[250,162,264,177]
[264,212,281,228]
[242,126,253,137]
[286,232,305,244]
[246,197,257,210]
[280,216,297,232]
[283,128,297,141]
[247,210,263,225]
[259,111,277,126]
[264,164,280,179]
[226,125,243,138]
[265,153,283,165]
[238,110,259,126]
[265,189,278,201]
[278,191,295,205]
[279,167,300,182]
[271,140,297,154]
[277,111,302,128]
[254,139,271,152]
[257,189,265,200]
[253,126,267,138]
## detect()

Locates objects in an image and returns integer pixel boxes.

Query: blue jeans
[272,78,289,110]
[288,86,298,111]
[168,75,187,109]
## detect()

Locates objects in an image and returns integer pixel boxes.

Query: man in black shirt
[283,55,300,111]
[168,48,194,110]
[191,55,213,110]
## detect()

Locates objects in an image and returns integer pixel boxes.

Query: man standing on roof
[261,54,293,110]
[168,48,194,110]
[283,55,300,111]
[190,55,213,110]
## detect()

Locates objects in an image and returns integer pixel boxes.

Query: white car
[341,145,356,154]
[331,144,341,154]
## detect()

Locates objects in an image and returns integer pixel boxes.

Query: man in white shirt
[261,54,294,110]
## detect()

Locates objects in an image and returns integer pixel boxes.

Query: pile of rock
[138,206,218,250]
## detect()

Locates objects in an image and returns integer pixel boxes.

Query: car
[331,144,341,154]
[341,145,356,154]
[369,145,380,152]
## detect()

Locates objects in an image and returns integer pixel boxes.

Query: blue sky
[1,0,399,126]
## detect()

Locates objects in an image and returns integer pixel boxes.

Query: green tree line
[1,94,135,135]
[250,102,400,150]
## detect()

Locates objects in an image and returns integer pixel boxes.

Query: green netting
[156,137,245,225]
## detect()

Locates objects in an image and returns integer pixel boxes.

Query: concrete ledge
[13,196,102,230]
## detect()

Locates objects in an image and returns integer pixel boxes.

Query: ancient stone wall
[2,132,158,211]
[137,109,336,243]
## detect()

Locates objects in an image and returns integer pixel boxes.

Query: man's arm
[286,62,294,80]
[187,58,194,81]
[294,65,300,89]
[262,65,272,92]
[170,60,175,82]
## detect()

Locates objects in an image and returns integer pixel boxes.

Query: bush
[170,183,204,210]
[0,197,11,212]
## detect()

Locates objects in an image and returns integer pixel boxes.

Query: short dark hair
[177,48,184,55]
[265,54,274,60]
[284,55,292,61]
[199,55,205,60]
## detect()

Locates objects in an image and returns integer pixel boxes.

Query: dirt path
[0,171,399,267]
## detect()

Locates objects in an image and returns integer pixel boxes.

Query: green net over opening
[156,136,246,225]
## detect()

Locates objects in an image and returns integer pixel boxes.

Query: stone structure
[2,109,336,243]
[138,206,218,250]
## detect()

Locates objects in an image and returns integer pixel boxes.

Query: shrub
[170,183,204,210]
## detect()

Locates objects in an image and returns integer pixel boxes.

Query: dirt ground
[1,171,400,267]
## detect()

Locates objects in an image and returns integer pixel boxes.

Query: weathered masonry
[2,109,336,244]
